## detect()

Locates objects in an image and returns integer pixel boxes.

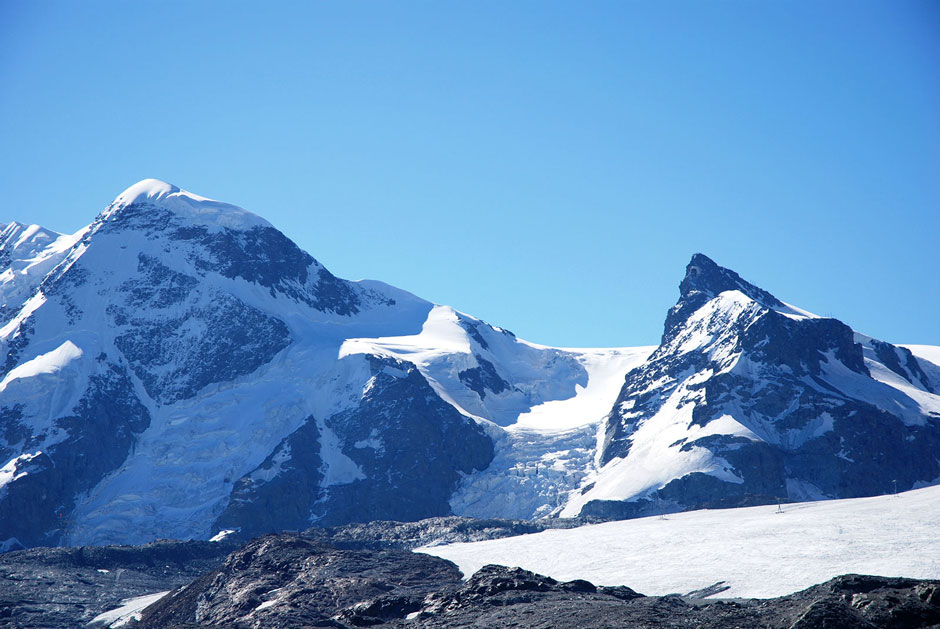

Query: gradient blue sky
[2,1,938,347]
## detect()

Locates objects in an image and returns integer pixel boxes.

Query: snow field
[419,484,940,599]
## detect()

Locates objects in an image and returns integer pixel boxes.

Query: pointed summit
[680,253,784,309]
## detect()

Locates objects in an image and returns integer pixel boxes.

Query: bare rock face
[137,535,463,628]
[0,539,238,628]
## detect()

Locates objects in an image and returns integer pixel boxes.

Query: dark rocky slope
[137,533,940,629]
[2,521,939,628]
[0,539,238,628]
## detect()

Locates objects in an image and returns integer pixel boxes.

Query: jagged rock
[0,539,237,628]
[137,535,463,628]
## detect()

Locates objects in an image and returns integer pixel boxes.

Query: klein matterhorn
[1,180,938,550]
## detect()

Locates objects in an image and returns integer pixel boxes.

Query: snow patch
[0,340,83,391]
[209,529,237,542]
[0,452,44,492]
[90,591,169,627]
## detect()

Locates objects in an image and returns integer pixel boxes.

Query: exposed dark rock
[872,339,934,393]
[297,515,599,550]
[458,355,512,400]
[0,539,237,628]
[0,363,151,548]
[112,291,291,404]
[315,356,494,525]
[138,535,463,628]
[98,200,364,315]
[212,418,325,540]
[1,316,33,378]
[457,317,489,350]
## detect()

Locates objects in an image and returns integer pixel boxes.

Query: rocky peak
[680,254,784,308]
[662,254,784,345]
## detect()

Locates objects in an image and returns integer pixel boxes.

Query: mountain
[2,180,938,551]
[563,253,940,518]
[0,180,644,549]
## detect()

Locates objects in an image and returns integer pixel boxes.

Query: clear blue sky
[2,1,938,347]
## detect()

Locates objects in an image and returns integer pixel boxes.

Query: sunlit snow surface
[0,340,82,391]
[420,484,940,599]
[340,306,654,518]
[103,178,273,232]
[91,591,170,627]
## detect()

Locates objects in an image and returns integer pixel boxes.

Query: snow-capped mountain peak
[99,178,273,232]
[680,253,784,308]
[568,254,940,520]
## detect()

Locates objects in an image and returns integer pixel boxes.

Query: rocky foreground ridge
[1,520,939,628]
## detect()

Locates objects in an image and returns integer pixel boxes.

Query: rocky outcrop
[313,356,494,526]
[137,535,463,628]
[0,539,238,628]
[212,358,495,539]
[131,531,940,629]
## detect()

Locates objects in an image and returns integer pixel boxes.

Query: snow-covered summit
[99,178,273,232]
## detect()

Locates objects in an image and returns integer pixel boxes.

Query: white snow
[209,529,236,542]
[0,452,43,493]
[0,340,82,391]
[319,421,366,487]
[90,591,169,627]
[420,484,940,599]
[511,346,654,432]
[903,344,940,369]
[773,300,820,320]
[560,395,751,517]
[102,179,273,232]
[341,305,652,431]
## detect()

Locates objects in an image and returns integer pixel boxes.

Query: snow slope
[90,591,170,627]
[339,306,654,518]
[420,484,940,599]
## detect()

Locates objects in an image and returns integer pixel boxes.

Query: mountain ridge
[1,179,938,550]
